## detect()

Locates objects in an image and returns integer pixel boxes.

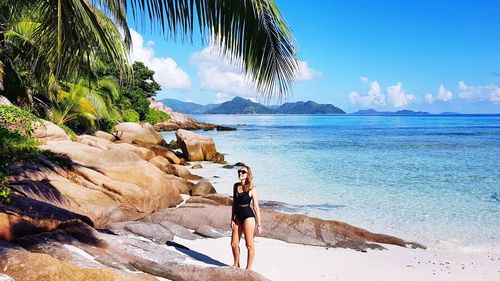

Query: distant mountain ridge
[159,98,218,114]
[206,97,273,114]
[350,109,430,115]
[159,97,346,114]
[275,100,345,114]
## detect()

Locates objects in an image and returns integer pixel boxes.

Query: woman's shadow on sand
[166,241,227,267]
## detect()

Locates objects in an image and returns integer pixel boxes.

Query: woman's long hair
[241,165,254,192]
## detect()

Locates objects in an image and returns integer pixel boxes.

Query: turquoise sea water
[168,114,500,248]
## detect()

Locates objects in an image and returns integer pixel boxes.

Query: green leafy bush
[60,124,77,141]
[0,104,40,135]
[145,109,170,125]
[0,105,41,204]
[122,109,140,122]
[96,118,116,133]
[0,127,41,204]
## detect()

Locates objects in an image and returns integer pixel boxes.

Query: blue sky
[127,0,500,113]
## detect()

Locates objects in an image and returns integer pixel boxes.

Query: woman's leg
[230,221,244,267]
[243,218,256,270]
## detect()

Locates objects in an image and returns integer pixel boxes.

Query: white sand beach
[170,236,500,281]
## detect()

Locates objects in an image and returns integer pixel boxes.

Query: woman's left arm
[252,189,262,235]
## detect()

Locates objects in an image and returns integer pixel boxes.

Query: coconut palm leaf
[126,0,298,99]
[29,0,130,81]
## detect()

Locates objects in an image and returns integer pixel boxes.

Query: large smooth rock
[149,99,220,131]
[114,122,164,144]
[159,221,200,240]
[38,140,182,214]
[33,120,71,143]
[77,134,111,150]
[114,142,155,161]
[194,224,229,238]
[124,222,174,243]
[8,228,269,281]
[191,181,216,196]
[0,238,156,281]
[175,129,219,161]
[149,145,180,164]
[0,95,12,105]
[155,202,425,251]
[94,130,116,142]
[5,139,182,228]
[0,195,93,240]
[148,156,200,183]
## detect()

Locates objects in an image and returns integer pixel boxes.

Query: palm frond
[127,0,298,100]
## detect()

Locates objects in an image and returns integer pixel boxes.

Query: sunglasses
[238,170,248,175]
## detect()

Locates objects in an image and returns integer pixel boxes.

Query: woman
[230,165,262,270]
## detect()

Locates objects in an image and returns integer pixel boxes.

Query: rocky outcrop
[191,181,216,196]
[0,224,269,281]
[175,129,224,162]
[0,95,12,105]
[0,195,93,241]
[33,120,71,143]
[148,156,201,181]
[114,142,155,161]
[150,197,424,251]
[94,130,116,142]
[0,238,157,281]
[149,99,221,131]
[113,122,164,144]
[7,135,185,228]
[148,144,181,164]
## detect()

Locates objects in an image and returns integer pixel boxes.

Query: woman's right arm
[231,184,236,226]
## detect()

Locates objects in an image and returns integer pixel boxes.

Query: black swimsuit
[233,184,255,224]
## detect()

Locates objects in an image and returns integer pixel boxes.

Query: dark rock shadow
[166,240,227,267]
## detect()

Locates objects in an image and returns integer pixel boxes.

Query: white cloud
[424,94,435,104]
[425,84,453,104]
[349,80,416,108]
[295,61,321,81]
[190,45,256,97]
[348,81,386,107]
[458,81,500,103]
[214,92,235,103]
[437,84,453,101]
[190,44,319,98]
[386,83,416,108]
[130,29,191,90]
[360,76,369,82]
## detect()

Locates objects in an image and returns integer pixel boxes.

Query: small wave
[261,200,346,214]
[490,192,500,203]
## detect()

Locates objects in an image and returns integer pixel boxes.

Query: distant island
[274,100,345,114]
[350,109,431,116]
[160,97,346,114]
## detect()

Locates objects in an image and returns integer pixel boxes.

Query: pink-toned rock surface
[148,156,201,181]
[175,129,219,161]
[114,142,155,160]
[6,137,182,229]
[33,120,71,143]
[39,140,182,211]
[149,99,219,131]
[0,95,12,105]
[94,130,116,142]
[151,197,424,251]
[149,144,180,164]
[113,122,164,144]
